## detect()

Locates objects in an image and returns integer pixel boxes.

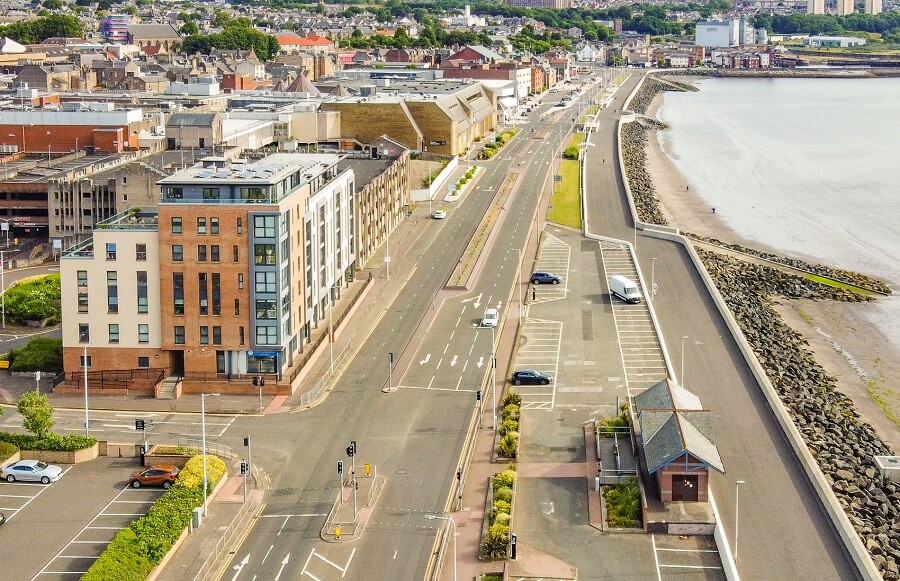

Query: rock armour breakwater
[699,249,899,579]
[621,121,669,226]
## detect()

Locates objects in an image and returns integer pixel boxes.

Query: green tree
[181,20,199,36]
[17,391,54,438]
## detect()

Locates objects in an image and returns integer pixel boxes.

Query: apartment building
[61,153,357,391]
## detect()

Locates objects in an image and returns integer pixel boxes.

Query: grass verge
[548,135,584,229]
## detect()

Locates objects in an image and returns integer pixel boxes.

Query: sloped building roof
[127,24,181,40]
[286,72,320,95]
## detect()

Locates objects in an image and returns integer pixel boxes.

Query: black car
[511,369,553,386]
[531,272,561,285]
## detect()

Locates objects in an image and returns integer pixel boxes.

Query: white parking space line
[513,318,563,410]
[530,234,571,305]
[0,466,73,522]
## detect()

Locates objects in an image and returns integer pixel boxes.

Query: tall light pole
[82,340,90,436]
[477,325,497,430]
[424,514,457,581]
[680,335,688,387]
[735,480,746,561]
[515,248,522,313]
[201,392,220,516]
[47,131,51,166]
[0,250,5,330]
[651,257,657,301]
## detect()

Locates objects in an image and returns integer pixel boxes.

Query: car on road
[433,209,447,219]
[531,271,561,285]
[129,465,180,489]
[2,460,63,484]
[481,308,499,328]
[511,369,553,386]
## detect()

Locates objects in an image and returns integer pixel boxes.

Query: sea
[655,77,900,349]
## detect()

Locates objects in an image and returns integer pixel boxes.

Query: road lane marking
[262,544,274,565]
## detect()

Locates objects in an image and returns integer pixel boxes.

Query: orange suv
[129,465,180,489]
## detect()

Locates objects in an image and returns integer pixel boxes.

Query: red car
[129,465,180,489]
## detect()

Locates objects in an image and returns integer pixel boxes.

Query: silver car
[2,460,63,484]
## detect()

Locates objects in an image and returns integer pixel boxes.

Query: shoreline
[642,84,900,450]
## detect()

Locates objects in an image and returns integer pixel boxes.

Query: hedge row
[83,454,227,580]
[0,441,17,463]
[496,391,521,458]
[0,432,96,452]
[479,129,519,160]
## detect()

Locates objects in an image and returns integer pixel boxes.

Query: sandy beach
[642,87,900,450]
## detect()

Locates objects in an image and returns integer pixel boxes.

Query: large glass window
[255,326,278,345]
[107,271,118,313]
[254,215,277,238]
[240,187,267,202]
[138,324,149,343]
[199,273,208,315]
[200,326,209,345]
[211,245,220,262]
[171,217,182,234]
[136,244,147,261]
[202,187,220,200]
[255,271,276,293]
[172,245,183,262]
[79,323,90,342]
[108,324,119,343]
[212,273,221,315]
[256,300,277,319]
[197,217,207,235]
[174,326,185,345]
[198,245,207,262]
[210,217,219,234]
[213,326,222,345]
[254,244,276,265]
[106,243,117,260]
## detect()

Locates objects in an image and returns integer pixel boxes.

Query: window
[137,357,149,369]
[107,271,118,313]
[256,300,277,319]
[198,245,207,262]
[210,217,219,234]
[212,273,221,315]
[234,298,240,316]
[136,244,147,261]
[165,187,184,199]
[137,272,148,313]
[211,245,220,262]
[172,245,183,262]
[106,243,117,260]
[174,326,185,345]
[212,326,222,345]
[239,326,245,345]
[240,187,267,202]
[108,324,119,343]
[80,355,91,367]
[202,187,220,200]
[199,273,208,315]
[79,323,90,343]
[254,244,276,265]
[197,217,207,235]
[238,273,244,290]
[256,326,277,345]
[233,245,239,262]
[77,270,88,312]
[173,273,184,315]
[255,271,276,293]
[171,217,182,234]
[138,324,149,343]
[200,326,209,345]
[254,215,277,238]
[237,217,243,234]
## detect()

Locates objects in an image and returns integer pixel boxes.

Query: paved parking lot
[0,457,156,580]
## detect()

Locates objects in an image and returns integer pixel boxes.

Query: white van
[609,275,642,304]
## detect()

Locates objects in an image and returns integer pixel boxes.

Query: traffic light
[476,390,482,401]
[252,376,259,386]
[337,460,344,475]
[240,461,248,475]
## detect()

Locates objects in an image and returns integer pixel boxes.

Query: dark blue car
[511,370,553,386]
[531,272,561,285]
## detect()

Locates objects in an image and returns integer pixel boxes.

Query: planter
[20,442,99,464]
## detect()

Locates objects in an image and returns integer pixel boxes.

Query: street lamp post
[200,392,220,516]
[424,514,457,581]
[651,257,657,301]
[477,325,497,430]
[82,341,90,436]
[735,480,746,561]
[680,335,688,387]
[47,131,51,166]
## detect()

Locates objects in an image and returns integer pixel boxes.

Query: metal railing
[177,438,236,460]
[192,499,261,581]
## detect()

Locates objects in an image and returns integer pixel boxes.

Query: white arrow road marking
[419,354,431,365]
[231,554,250,580]
[450,355,458,367]
[477,357,484,368]
[274,553,289,581]
[472,293,483,309]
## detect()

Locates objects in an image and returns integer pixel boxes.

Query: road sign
[135,419,145,431]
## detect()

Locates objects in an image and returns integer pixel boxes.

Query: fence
[192,499,261,581]
[299,343,350,406]
[62,367,165,391]
[177,438,236,460]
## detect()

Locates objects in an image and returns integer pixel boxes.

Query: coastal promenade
[583,73,860,579]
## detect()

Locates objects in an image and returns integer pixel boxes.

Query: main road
[220,94,582,580]
[583,73,858,578]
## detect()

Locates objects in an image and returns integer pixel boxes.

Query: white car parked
[2,460,63,484]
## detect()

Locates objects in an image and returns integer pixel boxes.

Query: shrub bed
[495,391,521,458]
[6,337,63,373]
[0,441,18,462]
[2,274,61,325]
[83,454,226,580]
[481,467,516,559]
[0,432,96,451]
[604,477,642,528]
[479,129,519,160]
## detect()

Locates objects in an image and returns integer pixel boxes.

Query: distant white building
[807,0,825,14]
[805,35,867,48]
[836,0,855,15]
[865,0,882,14]
[695,17,757,49]
[575,42,604,63]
